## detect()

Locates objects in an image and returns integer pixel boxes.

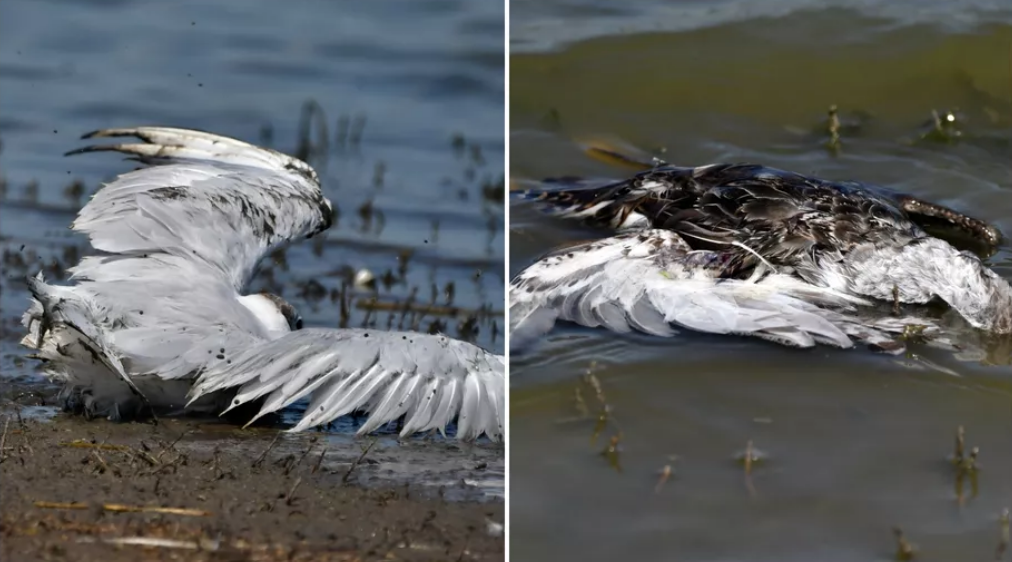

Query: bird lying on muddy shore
[21,126,503,441]
[510,149,1008,353]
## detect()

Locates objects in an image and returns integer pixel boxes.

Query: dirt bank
[0,386,504,562]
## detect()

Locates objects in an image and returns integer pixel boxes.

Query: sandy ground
[0,383,504,562]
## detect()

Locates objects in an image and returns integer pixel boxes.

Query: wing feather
[509,230,940,353]
[187,328,504,441]
[67,126,333,292]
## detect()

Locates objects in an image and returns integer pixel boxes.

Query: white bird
[21,126,503,441]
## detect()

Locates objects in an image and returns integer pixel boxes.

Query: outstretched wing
[66,127,333,292]
[509,230,943,353]
[187,328,504,441]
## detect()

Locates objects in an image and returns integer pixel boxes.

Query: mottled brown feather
[522,163,1002,279]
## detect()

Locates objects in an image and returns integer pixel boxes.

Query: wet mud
[0,384,504,562]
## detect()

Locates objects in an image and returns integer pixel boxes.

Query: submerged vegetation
[543,360,1012,561]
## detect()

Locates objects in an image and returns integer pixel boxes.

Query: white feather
[510,230,949,353]
[185,329,504,441]
[69,131,331,292]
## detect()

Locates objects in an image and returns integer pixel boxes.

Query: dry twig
[253,432,282,468]
[58,439,131,452]
[343,439,377,483]
[34,501,210,517]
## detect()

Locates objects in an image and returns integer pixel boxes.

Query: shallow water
[165,418,504,502]
[510,2,1012,560]
[0,0,503,496]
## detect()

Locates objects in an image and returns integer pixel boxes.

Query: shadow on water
[510,2,1012,561]
[0,0,503,498]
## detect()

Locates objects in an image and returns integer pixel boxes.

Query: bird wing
[22,273,149,405]
[509,230,933,352]
[186,328,504,441]
[50,127,330,381]
[66,126,333,293]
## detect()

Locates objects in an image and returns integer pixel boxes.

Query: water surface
[510,2,1012,560]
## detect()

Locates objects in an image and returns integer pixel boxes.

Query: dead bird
[21,126,503,441]
[511,161,1007,352]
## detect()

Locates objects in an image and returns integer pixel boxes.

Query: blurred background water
[510,1,1012,560]
[0,0,504,488]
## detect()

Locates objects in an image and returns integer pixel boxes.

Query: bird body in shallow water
[22,126,503,441]
[511,160,1009,352]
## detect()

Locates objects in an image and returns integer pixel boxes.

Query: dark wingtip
[80,128,135,140]
[67,130,108,155]
[900,196,1004,250]
[64,144,134,158]
[64,146,101,157]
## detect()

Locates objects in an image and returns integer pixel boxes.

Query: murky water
[0,0,504,496]
[510,2,1012,560]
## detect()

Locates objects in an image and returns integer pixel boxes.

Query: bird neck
[237,294,291,338]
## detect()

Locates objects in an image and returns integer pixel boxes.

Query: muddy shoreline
[0,384,504,562]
